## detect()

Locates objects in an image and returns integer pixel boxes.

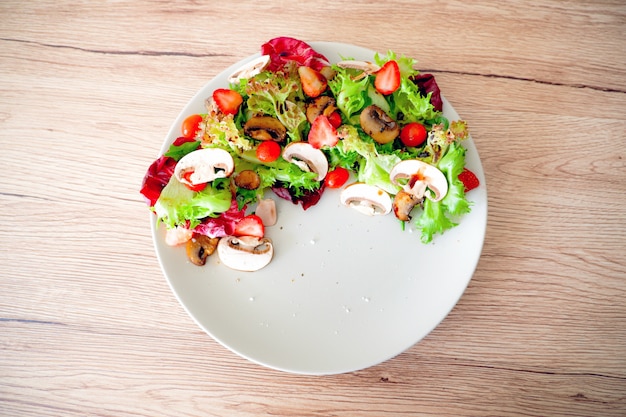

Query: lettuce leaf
[154,177,233,229]
[338,125,401,195]
[327,67,370,120]
[261,37,329,72]
[413,141,471,243]
[244,66,308,142]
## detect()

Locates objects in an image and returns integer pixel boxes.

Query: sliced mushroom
[234,170,261,190]
[359,105,400,144]
[244,116,287,142]
[186,234,220,266]
[282,142,328,181]
[336,60,381,80]
[255,198,277,227]
[340,183,392,216]
[306,95,337,125]
[228,55,270,84]
[217,236,274,272]
[389,159,449,221]
[175,148,235,187]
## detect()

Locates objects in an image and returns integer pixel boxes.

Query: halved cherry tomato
[327,111,342,129]
[324,167,350,189]
[400,122,427,147]
[181,170,207,192]
[181,114,203,139]
[256,141,281,162]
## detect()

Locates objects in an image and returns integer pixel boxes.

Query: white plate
[152,41,487,375]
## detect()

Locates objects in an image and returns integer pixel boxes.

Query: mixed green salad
[141,37,479,271]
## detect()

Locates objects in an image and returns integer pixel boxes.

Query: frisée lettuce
[141,36,481,266]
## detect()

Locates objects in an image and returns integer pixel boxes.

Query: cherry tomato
[400,122,427,147]
[256,141,281,163]
[181,114,203,139]
[327,111,342,129]
[324,167,350,189]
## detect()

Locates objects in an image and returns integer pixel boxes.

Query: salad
[141,37,479,271]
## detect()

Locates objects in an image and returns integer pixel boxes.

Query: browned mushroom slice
[305,95,337,125]
[392,190,421,222]
[186,235,220,266]
[234,170,261,190]
[359,105,400,144]
[244,116,287,142]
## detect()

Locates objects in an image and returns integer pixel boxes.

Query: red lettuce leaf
[271,182,325,211]
[411,73,443,112]
[261,37,329,72]
[192,200,246,238]
[140,155,177,207]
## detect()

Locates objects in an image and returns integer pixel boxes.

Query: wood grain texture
[1,0,625,416]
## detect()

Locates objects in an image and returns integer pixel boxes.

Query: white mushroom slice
[255,198,277,227]
[174,148,234,186]
[389,160,448,202]
[217,236,274,272]
[282,142,328,181]
[340,183,392,216]
[336,60,381,80]
[228,55,270,83]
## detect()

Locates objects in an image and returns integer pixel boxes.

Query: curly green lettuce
[242,64,308,142]
[154,177,233,229]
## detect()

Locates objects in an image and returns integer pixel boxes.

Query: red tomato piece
[327,111,342,128]
[324,167,350,189]
[181,170,208,192]
[375,60,401,95]
[181,114,203,139]
[400,122,427,147]
[256,141,281,163]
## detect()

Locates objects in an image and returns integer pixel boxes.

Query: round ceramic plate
[152,41,487,375]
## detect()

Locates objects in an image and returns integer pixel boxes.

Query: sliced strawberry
[213,88,243,115]
[307,115,338,149]
[298,66,327,98]
[458,168,480,192]
[374,60,401,95]
[233,214,265,238]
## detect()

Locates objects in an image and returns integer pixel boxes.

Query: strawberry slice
[233,214,265,238]
[458,168,480,192]
[307,115,338,149]
[374,60,401,95]
[213,88,243,115]
[298,66,327,98]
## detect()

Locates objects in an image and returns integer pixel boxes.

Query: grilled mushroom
[359,105,400,144]
[244,116,287,142]
[306,95,337,125]
[234,170,261,190]
[186,234,220,266]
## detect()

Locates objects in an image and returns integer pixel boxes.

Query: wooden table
[2,1,625,415]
